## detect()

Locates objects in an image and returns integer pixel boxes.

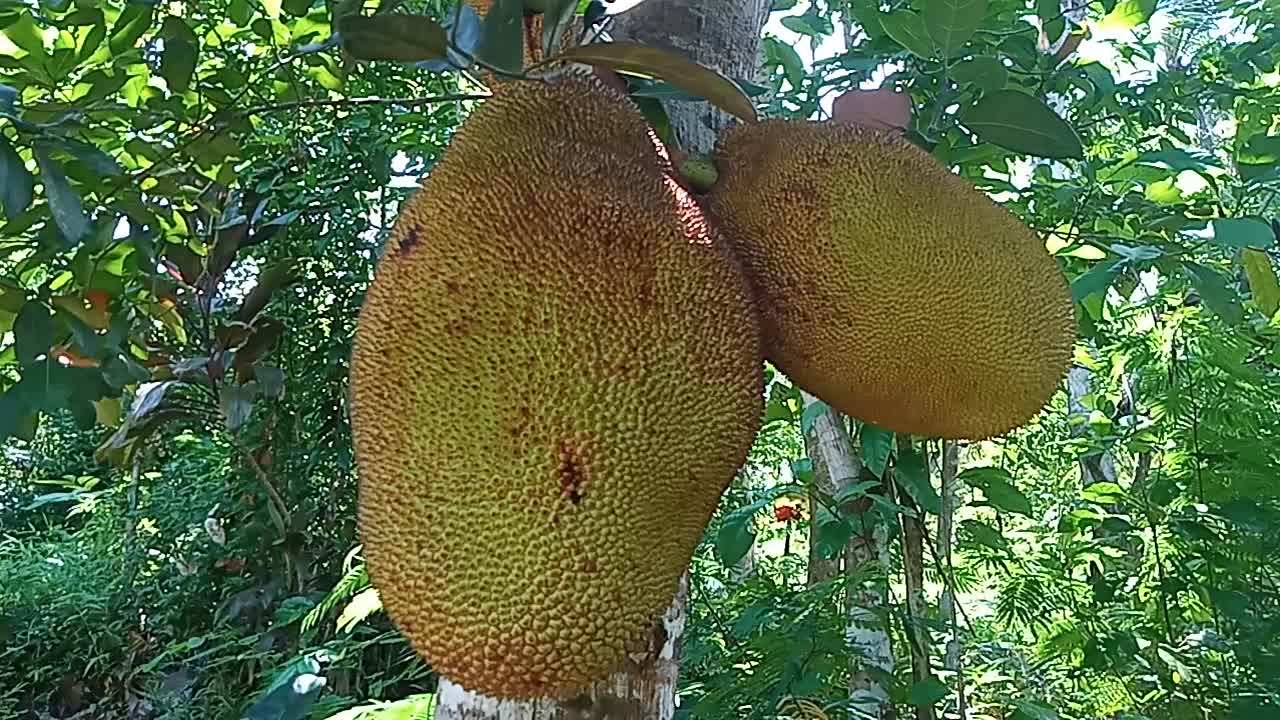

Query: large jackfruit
[349,75,763,699]
[706,120,1075,440]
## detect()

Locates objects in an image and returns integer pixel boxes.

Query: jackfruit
[349,75,763,699]
[705,119,1075,440]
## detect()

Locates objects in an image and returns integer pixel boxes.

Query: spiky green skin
[350,77,763,700]
[707,119,1075,440]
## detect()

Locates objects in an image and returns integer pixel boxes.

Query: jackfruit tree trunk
[799,391,895,718]
[803,389,862,586]
[937,441,966,717]
[897,440,935,720]
[435,2,768,718]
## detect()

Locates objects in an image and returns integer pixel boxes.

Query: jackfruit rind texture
[350,76,763,699]
[706,119,1075,440]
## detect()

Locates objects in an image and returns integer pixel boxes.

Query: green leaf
[959,466,1033,517]
[961,519,1009,551]
[550,42,757,123]
[541,0,579,58]
[1207,218,1274,250]
[764,35,804,90]
[336,14,447,62]
[161,37,197,92]
[896,442,941,514]
[1184,261,1243,326]
[283,0,313,16]
[1097,0,1155,32]
[15,301,56,365]
[33,144,89,244]
[907,678,950,706]
[800,397,828,435]
[963,90,1083,159]
[1081,481,1125,505]
[1071,258,1123,301]
[3,13,47,56]
[715,505,758,566]
[861,424,893,478]
[923,0,988,58]
[108,3,155,54]
[229,0,255,25]
[0,384,37,442]
[879,11,935,60]
[1243,248,1280,317]
[951,56,1007,93]
[477,0,524,72]
[0,134,34,219]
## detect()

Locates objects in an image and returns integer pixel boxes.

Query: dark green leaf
[161,37,197,92]
[229,0,254,25]
[1207,218,1274,249]
[108,4,155,55]
[860,424,892,478]
[951,56,1007,92]
[33,144,89,244]
[715,506,758,566]
[764,36,804,90]
[1071,258,1123,301]
[0,134,34,219]
[550,42,757,122]
[283,0,313,17]
[337,14,447,62]
[15,301,55,365]
[541,0,578,57]
[476,0,524,72]
[961,519,1009,551]
[3,14,47,57]
[220,382,257,431]
[924,0,988,58]
[907,678,950,706]
[960,466,1033,516]
[879,11,935,60]
[896,442,941,514]
[800,398,829,435]
[963,90,1084,159]
[1082,481,1125,505]
[1184,261,1243,326]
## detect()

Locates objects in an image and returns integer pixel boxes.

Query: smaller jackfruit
[350,75,763,700]
[706,119,1075,440]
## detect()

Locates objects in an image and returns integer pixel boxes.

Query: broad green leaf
[1184,261,1243,326]
[220,382,258,431]
[108,3,155,54]
[33,144,89,244]
[541,0,579,58]
[0,384,36,442]
[1097,0,1155,32]
[1207,218,1273,250]
[960,519,1009,551]
[477,0,524,72]
[0,134,34,219]
[879,11,935,60]
[15,301,56,365]
[229,0,255,25]
[1082,481,1125,505]
[907,678,950,706]
[963,90,1084,159]
[764,36,805,91]
[959,466,1033,517]
[860,424,893,478]
[283,0,313,16]
[3,13,47,56]
[895,442,941,514]
[800,397,829,435]
[1243,248,1280,317]
[1013,699,1060,720]
[549,42,757,123]
[1071,259,1123,301]
[337,14,447,62]
[716,505,759,566]
[161,37,197,92]
[1036,0,1064,42]
[1237,134,1280,181]
[814,512,853,559]
[951,56,1006,93]
[923,0,988,58]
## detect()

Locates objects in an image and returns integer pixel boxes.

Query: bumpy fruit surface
[706,119,1075,440]
[349,76,763,699]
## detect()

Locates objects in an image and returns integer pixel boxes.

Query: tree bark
[436,2,769,717]
[799,391,895,719]
[803,390,861,586]
[936,441,966,717]
[897,440,935,720]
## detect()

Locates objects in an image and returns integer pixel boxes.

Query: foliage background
[1,0,1278,718]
